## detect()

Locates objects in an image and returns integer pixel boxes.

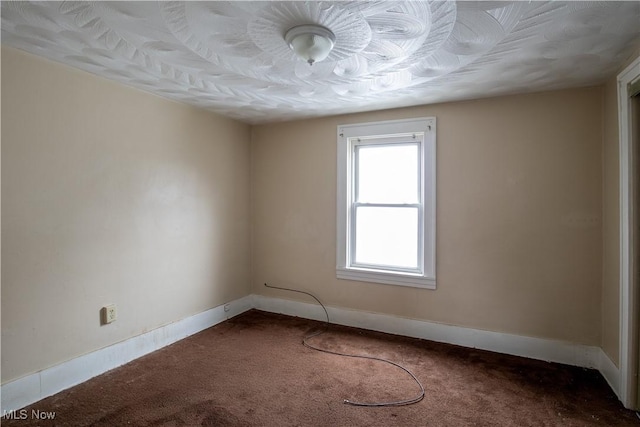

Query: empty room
[2,1,640,425]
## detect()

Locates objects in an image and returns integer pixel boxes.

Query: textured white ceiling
[2,1,639,124]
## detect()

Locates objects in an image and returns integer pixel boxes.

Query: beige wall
[602,76,621,366]
[1,47,252,383]
[252,88,604,345]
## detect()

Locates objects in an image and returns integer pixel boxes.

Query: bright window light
[355,206,418,269]
[357,144,418,204]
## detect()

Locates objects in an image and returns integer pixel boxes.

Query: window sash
[353,142,420,204]
[348,137,424,275]
[350,203,423,273]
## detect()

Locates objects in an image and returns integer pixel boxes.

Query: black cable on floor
[264,283,425,407]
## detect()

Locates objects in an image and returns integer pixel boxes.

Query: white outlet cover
[103,305,116,324]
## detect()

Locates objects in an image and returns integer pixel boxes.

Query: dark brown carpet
[3,309,639,426]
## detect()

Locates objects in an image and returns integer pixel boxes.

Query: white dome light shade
[284,25,336,65]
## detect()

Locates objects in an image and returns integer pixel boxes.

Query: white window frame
[336,117,436,289]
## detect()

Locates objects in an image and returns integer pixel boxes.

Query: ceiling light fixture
[284,24,336,66]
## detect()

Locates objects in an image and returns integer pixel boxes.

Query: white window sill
[336,267,436,290]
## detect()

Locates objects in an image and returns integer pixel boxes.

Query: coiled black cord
[264,283,425,407]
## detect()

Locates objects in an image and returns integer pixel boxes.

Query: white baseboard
[598,348,621,398]
[1,293,623,413]
[1,296,253,413]
[253,294,603,368]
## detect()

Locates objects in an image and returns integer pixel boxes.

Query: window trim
[336,117,436,289]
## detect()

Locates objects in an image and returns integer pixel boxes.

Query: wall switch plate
[101,304,117,325]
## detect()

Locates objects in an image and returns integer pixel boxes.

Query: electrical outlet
[101,304,117,325]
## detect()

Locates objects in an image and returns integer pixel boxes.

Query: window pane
[355,206,418,269]
[357,143,418,204]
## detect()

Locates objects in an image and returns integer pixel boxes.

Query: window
[336,117,436,289]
